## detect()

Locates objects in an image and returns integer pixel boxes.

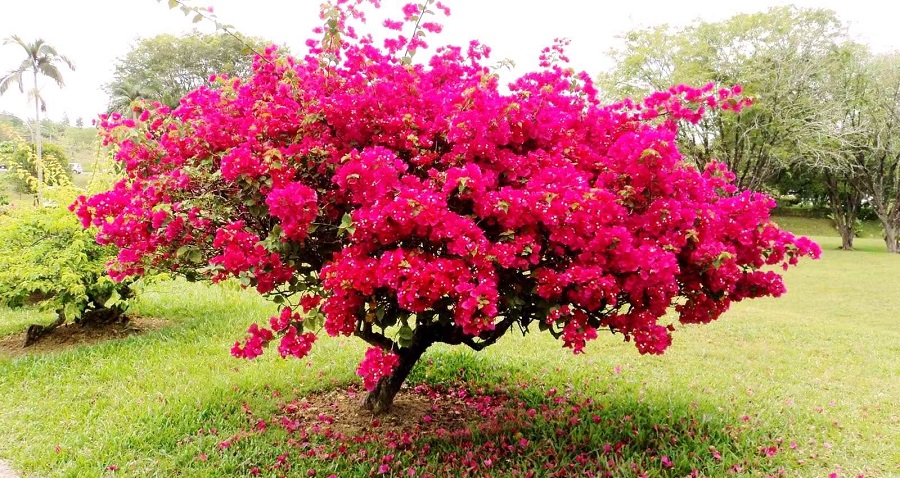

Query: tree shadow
[110,348,807,477]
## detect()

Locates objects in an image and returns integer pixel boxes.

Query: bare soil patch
[276,383,502,441]
[0,316,170,358]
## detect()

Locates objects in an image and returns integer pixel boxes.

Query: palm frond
[0,70,25,94]
[37,62,65,88]
[39,42,58,57]
[2,35,27,50]
[14,57,31,71]
[107,81,160,116]
[58,55,75,72]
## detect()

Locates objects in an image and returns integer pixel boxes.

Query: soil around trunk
[281,384,489,440]
[0,316,170,358]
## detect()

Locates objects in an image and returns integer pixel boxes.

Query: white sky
[1,0,899,124]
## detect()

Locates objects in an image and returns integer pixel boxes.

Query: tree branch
[354,321,397,352]
[461,315,518,351]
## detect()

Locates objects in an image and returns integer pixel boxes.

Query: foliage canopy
[104,31,272,113]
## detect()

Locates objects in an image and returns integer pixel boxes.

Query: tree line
[600,6,899,252]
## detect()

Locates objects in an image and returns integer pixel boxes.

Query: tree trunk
[77,305,128,326]
[885,224,899,253]
[838,225,854,250]
[363,341,429,415]
[33,69,44,206]
[823,170,860,251]
[23,308,65,347]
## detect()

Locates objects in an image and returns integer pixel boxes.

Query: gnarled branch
[462,315,518,351]
[354,320,397,352]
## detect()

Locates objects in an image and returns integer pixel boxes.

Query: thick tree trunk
[356,310,514,414]
[838,226,854,250]
[885,224,899,253]
[823,170,860,251]
[363,341,429,415]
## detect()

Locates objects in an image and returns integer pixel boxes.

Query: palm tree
[107,81,160,118]
[0,36,75,205]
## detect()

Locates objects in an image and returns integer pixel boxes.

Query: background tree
[795,46,900,252]
[106,82,160,118]
[600,7,847,192]
[4,142,73,193]
[0,112,26,137]
[0,36,75,205]
[104,31,271,111]
[854,53,900,252]
[792,43,871,250]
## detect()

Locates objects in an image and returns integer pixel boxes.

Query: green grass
[772,215,885,240]
[0,237,897,476]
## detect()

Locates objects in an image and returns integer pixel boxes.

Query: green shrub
[0,192,138,344]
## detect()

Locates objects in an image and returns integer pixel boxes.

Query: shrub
[0,191,136,345]
[74,1,820,412]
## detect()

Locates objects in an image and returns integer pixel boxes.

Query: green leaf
[399,325,414,340]
[167,0,178,8]
[188,249,203,263]
[375,305,397,328]
[339,213,355,236]
[64,302,80,321]
[305,311,324,331]
[398,325,414,348]
[457,177,469,195]
[104,290,121,309]
[193,14,204,23]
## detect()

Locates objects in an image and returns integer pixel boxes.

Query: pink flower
[357,347,400,391]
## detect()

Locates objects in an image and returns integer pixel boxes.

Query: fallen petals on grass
[198,379,815,477]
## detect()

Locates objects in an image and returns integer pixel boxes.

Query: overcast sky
[1,0,899,125]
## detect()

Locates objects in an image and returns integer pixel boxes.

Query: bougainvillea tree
[74,0,820,413]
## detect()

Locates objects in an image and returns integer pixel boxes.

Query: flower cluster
[266,182,318,242]
[74,0,819,393]
[357,347,401,392]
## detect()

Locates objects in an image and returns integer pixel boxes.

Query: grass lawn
[771,216,884,240]
[0,234,897,477]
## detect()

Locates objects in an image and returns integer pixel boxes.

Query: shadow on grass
[108,349,802,478]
